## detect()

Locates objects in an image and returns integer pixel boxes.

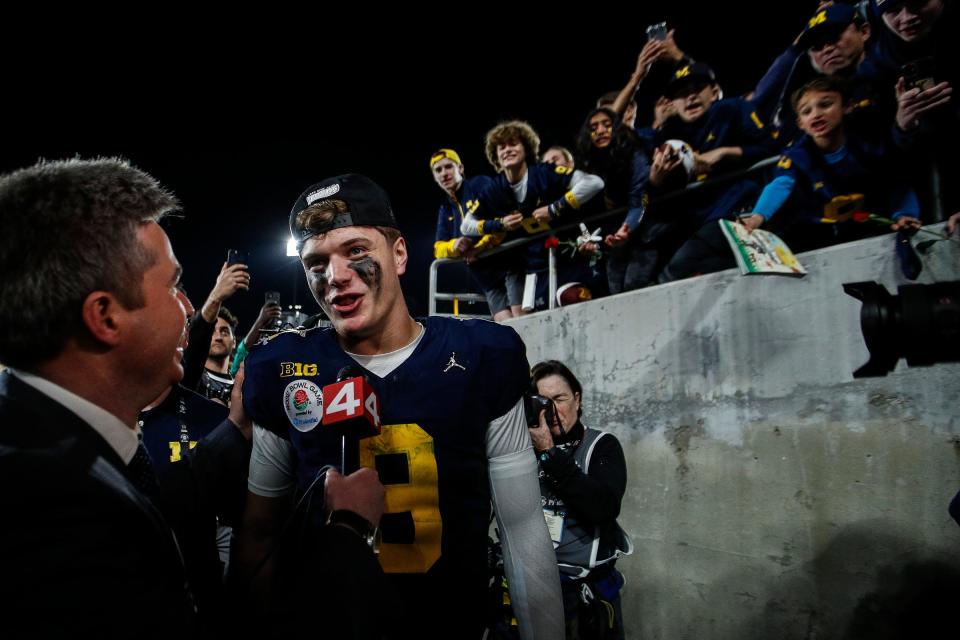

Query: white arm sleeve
[568,169,605,207]
[460,208,484,237]
[247,423,297,497]
[486,398,533,459]
[489,447,564,640]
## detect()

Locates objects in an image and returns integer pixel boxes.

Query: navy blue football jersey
[243,316,529,581]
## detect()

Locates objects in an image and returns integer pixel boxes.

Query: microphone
[321,365,382,473]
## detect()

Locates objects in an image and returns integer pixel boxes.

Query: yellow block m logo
[808,10,827,28]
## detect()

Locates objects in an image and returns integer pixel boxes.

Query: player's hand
[325,467,385,527]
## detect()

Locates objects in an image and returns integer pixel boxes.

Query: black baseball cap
[289,174,398,248]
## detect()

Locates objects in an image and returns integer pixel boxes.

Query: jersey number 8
[359,423,441,573]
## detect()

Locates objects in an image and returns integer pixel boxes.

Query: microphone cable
[242,463,335,588]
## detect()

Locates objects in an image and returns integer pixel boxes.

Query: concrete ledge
[508,228,960,639]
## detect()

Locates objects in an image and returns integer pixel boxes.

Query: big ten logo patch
[280,362,318,377]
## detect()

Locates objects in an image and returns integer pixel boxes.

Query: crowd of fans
[430,0,958,316]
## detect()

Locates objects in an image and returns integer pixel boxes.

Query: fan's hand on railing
[605,223,631,247]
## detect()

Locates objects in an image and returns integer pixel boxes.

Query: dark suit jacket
[0,371,392,639]
[146,386,251,631]
[0,371,197,639]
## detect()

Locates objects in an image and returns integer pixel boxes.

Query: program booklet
[718,219,806,277]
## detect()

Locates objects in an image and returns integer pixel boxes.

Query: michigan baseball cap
[797,3,862,49]
[665,62,717,98]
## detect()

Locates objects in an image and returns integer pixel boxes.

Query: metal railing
[427,262,489,318]
[426,155,788,316]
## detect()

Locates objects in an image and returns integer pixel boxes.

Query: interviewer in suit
[0,158,200,637]
[0,158,388,640]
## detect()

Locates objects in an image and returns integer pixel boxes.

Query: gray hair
[0,157,180,370]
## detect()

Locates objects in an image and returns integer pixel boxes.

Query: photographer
[529,361,632,640]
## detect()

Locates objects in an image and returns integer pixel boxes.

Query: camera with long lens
[524,394,556,429]
[843,281,960,377]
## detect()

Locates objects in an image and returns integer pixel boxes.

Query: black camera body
[524,394,556,429]
[199,370,235,404]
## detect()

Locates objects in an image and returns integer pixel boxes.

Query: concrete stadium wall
[507,229,960,639]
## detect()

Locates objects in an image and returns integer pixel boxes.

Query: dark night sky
[4,5,813,327]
